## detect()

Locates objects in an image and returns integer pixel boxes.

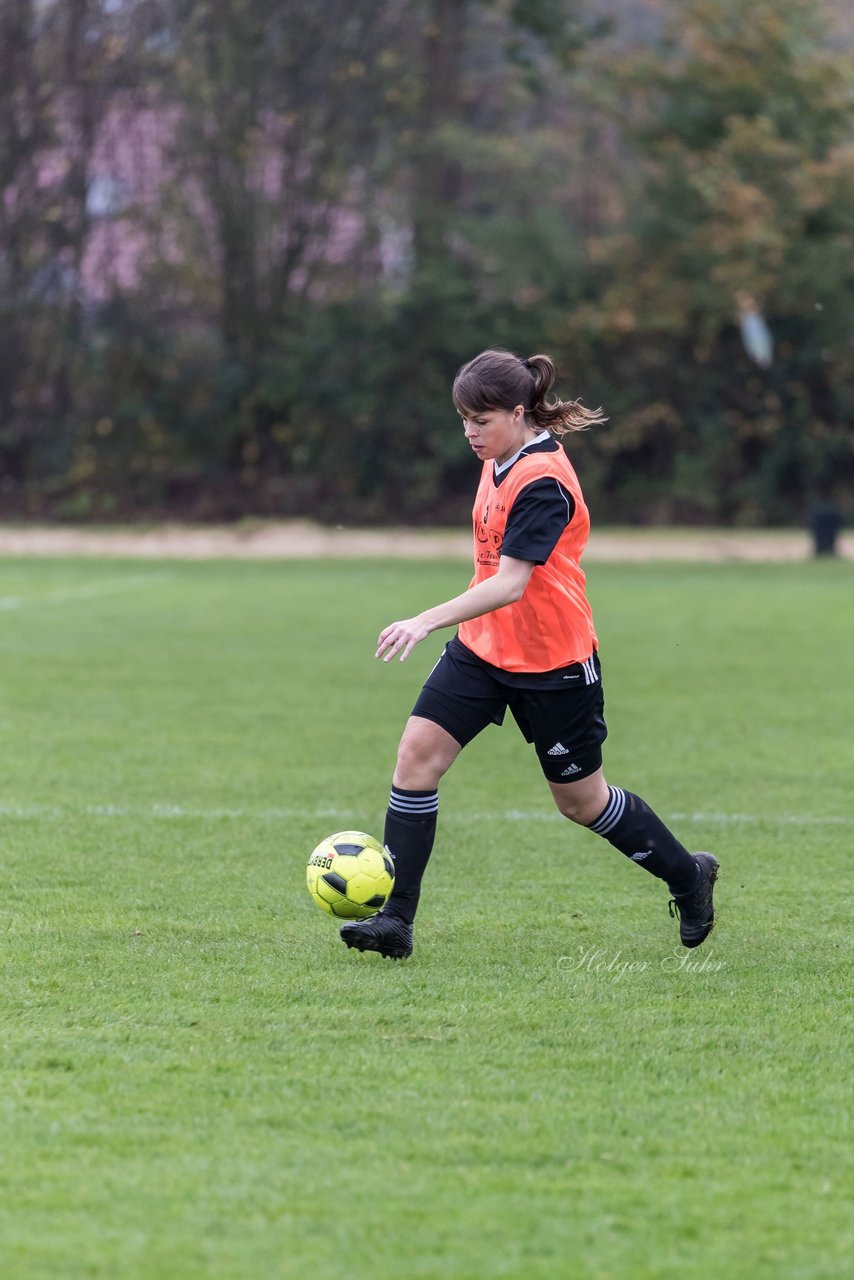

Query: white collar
[493,430,551,476]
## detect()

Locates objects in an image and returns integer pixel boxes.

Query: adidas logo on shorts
[560,763,582,776]
[547,742,571,756]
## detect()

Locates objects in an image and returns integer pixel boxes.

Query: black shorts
[411,635,607,783]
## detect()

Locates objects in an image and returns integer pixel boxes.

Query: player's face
[459,405,529,465]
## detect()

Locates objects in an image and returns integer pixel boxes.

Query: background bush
[1,0,851,525]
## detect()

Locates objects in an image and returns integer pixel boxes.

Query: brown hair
[452,349,606,435]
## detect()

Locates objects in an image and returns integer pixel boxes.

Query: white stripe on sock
[389,789,439,815]
[590,786,625,835]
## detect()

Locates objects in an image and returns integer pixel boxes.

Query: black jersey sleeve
[500,477,576,565]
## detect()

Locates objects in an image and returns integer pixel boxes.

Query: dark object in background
[809,504,843,556]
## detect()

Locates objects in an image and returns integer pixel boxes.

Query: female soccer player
[341,349,718,960]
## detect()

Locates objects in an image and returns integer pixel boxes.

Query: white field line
[0,574,173,612]
[0,803,850,827]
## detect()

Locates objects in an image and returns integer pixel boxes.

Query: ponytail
[453,349,606,434]
[524,354,607,435]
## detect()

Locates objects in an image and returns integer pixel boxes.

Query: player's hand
[376,616,431,663]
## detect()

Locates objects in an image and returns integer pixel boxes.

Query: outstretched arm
[376,556,535,664]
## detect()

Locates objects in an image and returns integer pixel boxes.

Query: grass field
[0,555,851,1280]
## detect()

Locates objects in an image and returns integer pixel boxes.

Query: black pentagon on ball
[382,853,394,877]
[321,871,349,895]
[364,894,387,908]
[333,842,364,856]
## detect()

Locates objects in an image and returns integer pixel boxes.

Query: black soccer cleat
[668,852,720,949]
[340,911,413,960]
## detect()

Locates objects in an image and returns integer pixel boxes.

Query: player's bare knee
[394,719,457,789]
[554,793,594,824]
[550,773,609,826]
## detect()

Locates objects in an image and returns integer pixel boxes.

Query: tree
[0,0,171,514]
[565,0,854,522]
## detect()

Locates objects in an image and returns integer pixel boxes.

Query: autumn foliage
[1,0,851,524]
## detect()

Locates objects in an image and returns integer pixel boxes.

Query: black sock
[382,787,439,924]
[588,786,698,894]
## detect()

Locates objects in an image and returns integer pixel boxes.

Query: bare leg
[393,715,462,790]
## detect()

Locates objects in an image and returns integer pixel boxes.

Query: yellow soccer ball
[306,831,395,919]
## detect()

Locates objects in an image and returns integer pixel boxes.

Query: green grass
[0,556,851,1280]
